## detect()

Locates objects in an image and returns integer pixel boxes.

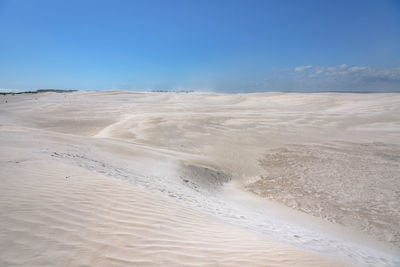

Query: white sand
[1,91,400,266]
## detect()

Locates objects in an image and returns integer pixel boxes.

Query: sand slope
[0,147,342,267]
[245,142,400,245]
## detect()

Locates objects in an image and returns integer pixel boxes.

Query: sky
[0,0,399,92]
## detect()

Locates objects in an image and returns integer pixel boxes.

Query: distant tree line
[0,89,76,95]
[150,89,194,93]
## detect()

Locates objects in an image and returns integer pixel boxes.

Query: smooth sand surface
[1,91,400,266]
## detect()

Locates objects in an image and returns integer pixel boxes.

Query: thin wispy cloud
[293,64,400,91]
[295,65,313,72]
[234,65,400,93]
[295,64,400,81]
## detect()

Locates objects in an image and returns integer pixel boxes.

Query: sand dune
[0,151,343,267]
[1,91,400,266]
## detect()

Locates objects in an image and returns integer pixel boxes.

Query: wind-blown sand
[1,91,399,266]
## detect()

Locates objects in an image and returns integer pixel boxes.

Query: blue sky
[0,0,399,92]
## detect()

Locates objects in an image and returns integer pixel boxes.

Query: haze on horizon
[0,0,399,92]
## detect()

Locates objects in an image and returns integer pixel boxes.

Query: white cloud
[239,64,400,92]
[295,65,313,72]
[292,64,400,91]
[349,66,366,71]
[295,64,400,81]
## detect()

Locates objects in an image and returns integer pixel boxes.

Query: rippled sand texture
[1,155,340,267]
[1,91,400,266]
